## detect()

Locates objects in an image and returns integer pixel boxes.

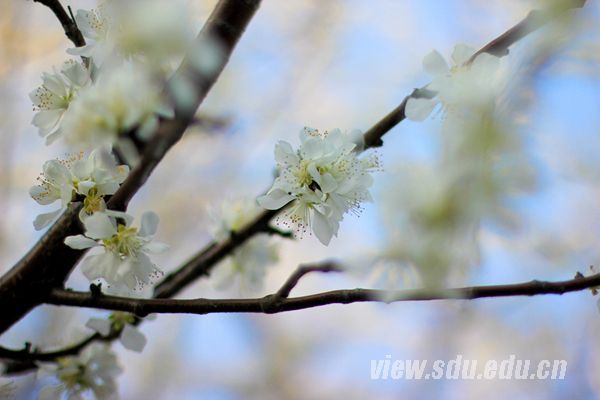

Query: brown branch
[3,267,597,371]
[275,262,342,299]
[32,0,86,48]
[0,0,262,335]
[153,209,277,298]
[41,271,600,316]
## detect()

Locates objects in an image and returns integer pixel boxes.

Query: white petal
[319,173,338,193]
[32,110,63,130]
[120,325,147,353]
[142,241,169,254]
[347,129,365,152]
[71,159,93,181]
[104,209,134,226]
[33,209,63,230]
[257,189,295,210]
[81,253,120,282]
[274,141,298,165]
[311,210,333,246]
[405,97,438,121]
[77,180,95,196]
[451,44,477,66]
[85,317,111,336]
[83,213,116,239]
[64,234,99,249]
[62,62,89,86]
[59,183,74,206]
[44,129,63,145]
[139,212,159,237]
[29,185,58,205]
[95,182,119,196]
[43,160,70,184]
[423,50,449,76]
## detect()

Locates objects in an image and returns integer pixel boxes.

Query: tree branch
[274,262,342,299]
[40,271,600,316]
[32,0,86,48]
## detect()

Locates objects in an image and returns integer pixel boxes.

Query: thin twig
[275,262,342,299]
[41,271,600,316]
[32,0,86,47]
[3,267,596,371]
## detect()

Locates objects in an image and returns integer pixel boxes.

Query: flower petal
[405,97,438,121]
[32,109,63,130]
[86,317,111,336]
[139,211,159,237]
[311,209,333,246]
[64,234,99,249]
[33,209,63,230]
[423,50,449,76]
[120,325,147,353]
[451,44,477,66]
[142,241,169,254]
[29,185,58,205]
[83,213,117,239]
[257,189,295,210]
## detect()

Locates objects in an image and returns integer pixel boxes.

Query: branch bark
[32,0,86,48]
[41,270,600,316]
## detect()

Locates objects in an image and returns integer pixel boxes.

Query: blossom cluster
[29,0,180,295]
[27,2,189,395]
[372,44,531,288]
[258,127,380,245]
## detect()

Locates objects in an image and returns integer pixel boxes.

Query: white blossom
[64,211,168,294]
[405,44,508,121]
[29,60,90,144]
[209,199,278,293]
[258,127,380,245]
[60,63,166,147]
[38,343,121,400]
[69,0,195,70]
[29,148,129,230]
[68,2,112,65]
[86,312,147,353]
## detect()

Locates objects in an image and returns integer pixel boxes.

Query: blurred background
[1,0,600,398]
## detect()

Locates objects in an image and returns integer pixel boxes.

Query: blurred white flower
[60,63,166,147]
[29,148,129,230]
[210,199,278,293]
[64,211,168,294]
[38,343,121,400]
[68,2,112,65]
[29,60,90,144]
[258,127,379,245]
[86,312,147,353]
[69,0,195,70]
[406,44,508,121]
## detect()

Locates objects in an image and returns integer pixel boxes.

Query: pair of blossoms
[29,147,168,296]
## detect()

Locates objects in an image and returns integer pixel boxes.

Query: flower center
[83,189,104,215]
[103,225,142,257]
